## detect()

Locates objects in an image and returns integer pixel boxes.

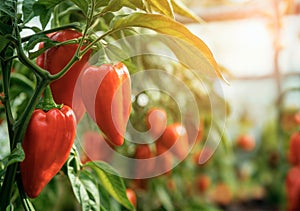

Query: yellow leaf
[146,0,174,18]
[171,0,204,23]
[112,13,227,82]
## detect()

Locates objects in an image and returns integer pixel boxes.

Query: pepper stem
[36,86,63,111]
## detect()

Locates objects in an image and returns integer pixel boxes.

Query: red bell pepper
[155,123,189,160]
[134,144,154,178]
[20,105,76,198]
[126,188,137,207]
[286,166,300,211]
[288,131,300,165]
[80,63,131,146]
[36,29,92,121]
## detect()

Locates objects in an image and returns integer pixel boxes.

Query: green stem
[0,79,48,210]
[29,38,80,60]
[0,163,18,210]
[17,176,35,211]
[21,23,81,42]
[79,29,116,57]
[53,5,60,28]
[13,79,49,148]
[15,32,50,79]
[36,86,62,111]
[49,2,94,81]
[0,58,15,147]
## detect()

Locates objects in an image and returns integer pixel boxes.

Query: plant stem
[17,175,35,211]
[0,56,15,148]
[36,85,62,111]
[21,23,81,42]
[0,79,48,210]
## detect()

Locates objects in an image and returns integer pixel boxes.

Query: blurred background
[1,0,300,210]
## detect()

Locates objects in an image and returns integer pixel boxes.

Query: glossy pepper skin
[288,131,300,165]
[81,63,131,146]
[36,30,92,121]
[286,166,300,211]
[20,106,76,198]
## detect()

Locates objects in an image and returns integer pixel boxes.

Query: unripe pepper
[20,105,76,198]
[36,29,92,121]
[288,131,300,165]
[81,63,131,146]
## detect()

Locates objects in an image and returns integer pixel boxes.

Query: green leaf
[171,0,203,22]
[0,36,10,53]
[33,0,65,28]
[0,22,13,35]
[95,0,110,8]
[147,0,174,18]
[0,0,16,18]
[156,186,174,211]
[32,3,52,29]
[105,43,130,63]
[6,143,25,167]
[67,157,100,211]
[100,0,145,14]
[22,0,36,23]
[70,0,88,15]
[24,34,48,51]
[111,13,226,82]
[86,161,134,211]
[10,73,35,93]
[35,0,63,9]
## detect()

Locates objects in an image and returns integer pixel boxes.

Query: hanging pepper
[20,87,76,198]
[80,63,131,146]
[146,108,167,139]
[155,123,189,160]
[288,131,300,165]
[286,166,300,211]
[134,144,154,178]
[36,29,92,121]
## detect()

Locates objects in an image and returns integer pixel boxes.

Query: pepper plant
[0,0,224,210]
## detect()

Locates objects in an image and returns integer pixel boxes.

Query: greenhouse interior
[0,0,300,210]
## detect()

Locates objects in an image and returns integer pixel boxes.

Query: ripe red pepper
[286,166,300,211]
[196,175,211,193]
[146,108,167,138]
[134,144,152,159]
[126,188,137,207]
[20,105,76,198]
[236,134,256,152]
[288,131,300,165]
[134,144,154,178]
[155,123,189,160]
[81,63,131,146]
[36,30,91,121]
